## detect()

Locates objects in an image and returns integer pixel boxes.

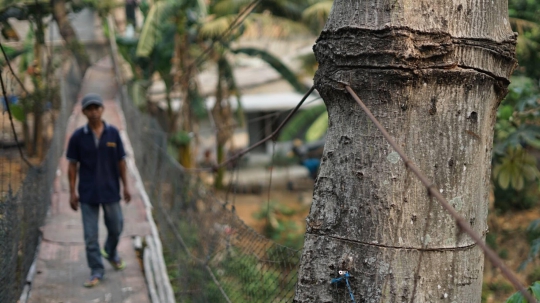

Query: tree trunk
[51,0,90,75]
[173,29,194,168]
[23,120,31,155]
[295,1,517,303]
[212,57,234,189]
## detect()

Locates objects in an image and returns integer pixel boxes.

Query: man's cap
[81,93,103,110]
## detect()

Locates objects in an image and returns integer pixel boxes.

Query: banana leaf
[231,47,308,93]
[136,1,168,58]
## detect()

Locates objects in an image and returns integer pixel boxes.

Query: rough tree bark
[51,0,90,75]
[295,1,517,302]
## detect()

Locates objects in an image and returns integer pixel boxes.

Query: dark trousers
[80,202,124,277]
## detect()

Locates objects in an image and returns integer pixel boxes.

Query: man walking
[66,93,131,287]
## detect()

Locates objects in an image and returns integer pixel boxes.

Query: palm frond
[165,0,207,19]
[241,13,311,39]
[199,15,238,39]
[211,0,252,15]
[302,1,332,34]
[0,44,30,66]
[231,47,308,93]
[257,0,309,20]
[510,17,540,34]
[305,111,328,142]
[278,104,326,142]
[201,13,310,40]
[136,1,168,58]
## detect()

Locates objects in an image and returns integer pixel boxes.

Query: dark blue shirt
[66,122,126,204]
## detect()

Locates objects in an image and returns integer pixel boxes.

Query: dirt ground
[0,110,58,197]
[483,207,540,302]
[0,152,41,197]
[216,184,314,235]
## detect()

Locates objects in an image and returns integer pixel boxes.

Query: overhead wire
[210,86,316,172]
[190,0,262,71]
[171,0,262,92]
[177,86,316,173]
[197,95,322,135]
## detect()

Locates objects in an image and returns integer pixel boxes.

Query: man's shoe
[100,248,109,259]
[101,249,126,270]
[83,275,102,288]
[108,257,126,270]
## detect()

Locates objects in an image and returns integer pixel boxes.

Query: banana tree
[201,1,315,188]
[0,1,54,159]
[50,0,91,75]
[1,0,92,159]
[119,0,207,168]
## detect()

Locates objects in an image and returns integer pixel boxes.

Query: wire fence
[119,85,302,302]
[0,62,81,303]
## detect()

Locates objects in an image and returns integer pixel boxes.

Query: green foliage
[8,104,25,122]
[302,1,332,34]
[0,44,30,66]
[493,147,539,190]
[271,150,299,167]
[305,111,327,142]
[136,1,168,58]
[519,220,540,271]
[116,36,140,78]
[499,248,510,260]
[221,250,281,302]
[209,0,313,21]
[72,0,118,17]
[493,180,539,212]
[164,245,224,302]
[253,201,303,249]
[486,233,498,250]
[170,130,192,147]
[508,0,540,80]
[135,0,206,60]
[529,268,540,285]
[493,76,540,210]
[505,281,540,302]
[483,281,515,303]
[488,281,515,294]
[278,104,326,142]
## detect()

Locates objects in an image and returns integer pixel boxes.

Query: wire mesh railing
[0,62,81,303]
[118,85,302,302]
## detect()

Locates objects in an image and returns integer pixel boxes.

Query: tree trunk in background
[212,57,234,189]
[295,1,517,302]
[171,26,196,168]
[51,0,90,75]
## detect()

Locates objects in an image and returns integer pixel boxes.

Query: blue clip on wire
[331,270,356,303]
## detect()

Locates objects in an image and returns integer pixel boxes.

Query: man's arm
[119,159,131,203]
[68,161,79,211]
